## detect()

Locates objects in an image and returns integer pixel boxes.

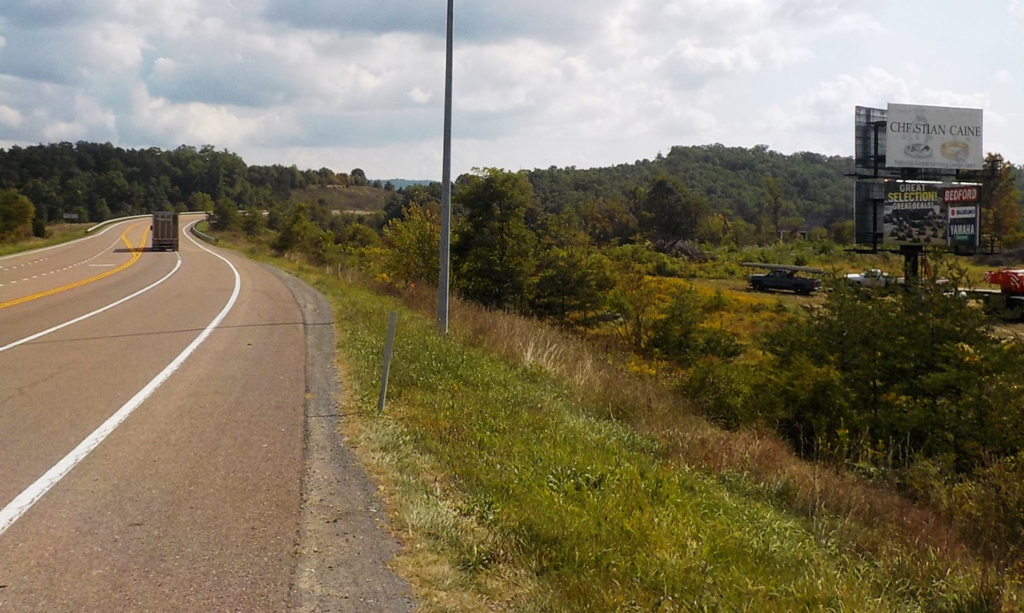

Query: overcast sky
[0,1,1020,180]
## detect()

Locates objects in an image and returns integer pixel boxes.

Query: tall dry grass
[393,280,970,567]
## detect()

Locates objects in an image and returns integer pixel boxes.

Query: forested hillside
[0,141,855,238]
[528,144,855,231]
[3,141,1019,249]
[0,142,366,226]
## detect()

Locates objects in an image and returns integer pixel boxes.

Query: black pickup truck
[748,269,822,295]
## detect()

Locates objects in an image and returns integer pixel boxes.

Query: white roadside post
[377,312,399,415]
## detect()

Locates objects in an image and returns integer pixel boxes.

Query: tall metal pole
[437,0,454,335]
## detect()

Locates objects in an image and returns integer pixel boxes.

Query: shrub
[682,358,758,429]
[952,452,1024,571]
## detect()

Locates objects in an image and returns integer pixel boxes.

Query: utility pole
[437,0,454,335]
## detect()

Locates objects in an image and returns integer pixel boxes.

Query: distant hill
[289,185,393,212]
[379,179,434,190]
[527,144,856,229]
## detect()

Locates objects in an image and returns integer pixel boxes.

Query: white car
[844,269,903,289]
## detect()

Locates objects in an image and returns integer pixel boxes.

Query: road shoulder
[265,265,415,613]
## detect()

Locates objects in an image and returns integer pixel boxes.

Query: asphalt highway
[0,218,307,611]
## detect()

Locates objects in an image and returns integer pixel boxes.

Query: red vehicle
[982,269,1024,315]
[984,269,1024,294]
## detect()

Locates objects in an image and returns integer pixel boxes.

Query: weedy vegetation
[0,222,90,257]
[194,156,1024,611]
[226,231,1017,611]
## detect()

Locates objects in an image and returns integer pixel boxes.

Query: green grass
[0,224,90,257]
[270,263,992,612]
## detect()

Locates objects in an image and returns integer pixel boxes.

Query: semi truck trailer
[151,211,179,251]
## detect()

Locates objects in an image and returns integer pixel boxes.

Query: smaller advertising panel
[943,185,981,204]
[883,182,945,245]
[948,205,979,247]
[886,104,983,170]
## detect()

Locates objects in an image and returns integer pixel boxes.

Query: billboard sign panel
[886,104,983,170]
[947,203,980,247]
[883,182,945,245]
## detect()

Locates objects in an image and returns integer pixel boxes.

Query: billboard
[883,182,945,245]
[886,104,983,170]
[854,181,983,247]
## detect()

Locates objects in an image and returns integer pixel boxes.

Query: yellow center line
[0,224,151,311]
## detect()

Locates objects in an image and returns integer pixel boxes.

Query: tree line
[0,142,376,238]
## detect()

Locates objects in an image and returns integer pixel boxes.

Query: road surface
[0,218,412,611]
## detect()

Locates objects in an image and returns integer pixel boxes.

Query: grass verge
[0,224,90,257]
[247,255,1000,612]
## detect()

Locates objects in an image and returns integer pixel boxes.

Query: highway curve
[0,218,409,611]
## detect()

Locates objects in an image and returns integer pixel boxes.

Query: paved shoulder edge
[262,265,415,613]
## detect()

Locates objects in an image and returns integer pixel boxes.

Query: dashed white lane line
[0,257,49,272]
[0,234,128,285]
[0,256,182,356]
[0,219,134,264]
[0,222,231,537]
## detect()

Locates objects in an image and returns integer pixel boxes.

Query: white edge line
[0,222,241,536]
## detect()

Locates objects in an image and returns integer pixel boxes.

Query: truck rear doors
[151,212,179,251]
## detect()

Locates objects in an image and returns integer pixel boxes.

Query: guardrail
[190,224,218,245]
[85,211,208,234]
[85,214,150,234]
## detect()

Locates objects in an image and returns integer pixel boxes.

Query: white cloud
[750,68,910,155]
[456,40,562,114]
[0,103,23,127]
[0,0,1020,179]
[909,89,990,110]
[757,68,913,136]
[128,85,262,146]
[152,57,176,77]
[36,94,116,141]
[666,40,760,75]
[80,22,146,76]
[108,0,208,39]
[408,88,433,104]
[1,0,106,29]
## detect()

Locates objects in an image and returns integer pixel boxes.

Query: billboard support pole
[872,121,883,179]
[901,245,922,281]
[871,196,881,253]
